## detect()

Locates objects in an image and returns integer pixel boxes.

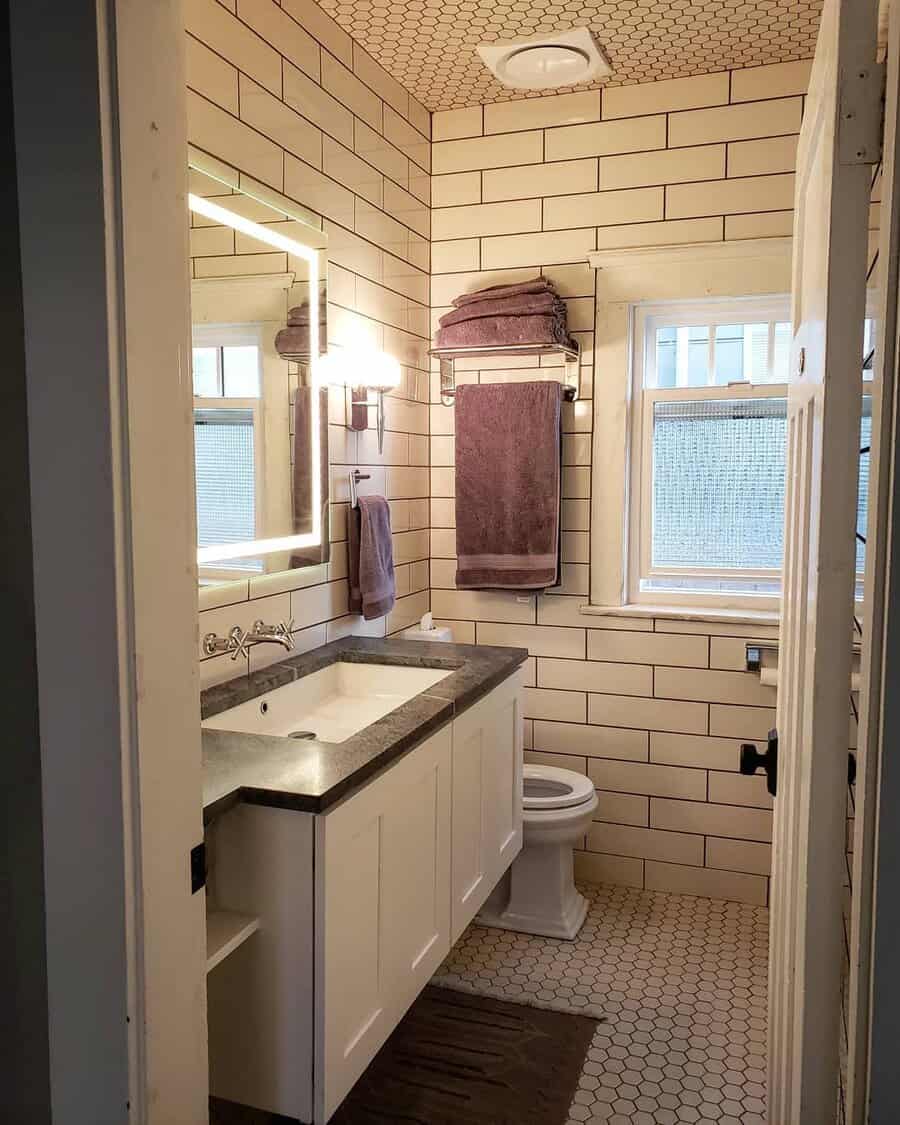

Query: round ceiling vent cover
[478,28,612,91]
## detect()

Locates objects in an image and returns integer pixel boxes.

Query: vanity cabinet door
[315,725,451,1123]
[450,670,524,942]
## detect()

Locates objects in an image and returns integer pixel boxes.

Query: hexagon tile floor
[432,882,770,1125]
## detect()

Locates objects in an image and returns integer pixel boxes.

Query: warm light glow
[189,192,323,565]
[315,347,401,390]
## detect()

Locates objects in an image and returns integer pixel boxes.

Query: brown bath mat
[211,985,598,1125]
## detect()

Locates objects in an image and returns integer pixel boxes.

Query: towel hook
[349,469,370,508]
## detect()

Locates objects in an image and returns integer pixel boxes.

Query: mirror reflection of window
[192,338,264,575]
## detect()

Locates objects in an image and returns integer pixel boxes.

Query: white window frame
[587,238,795,623]
[629,296,791,611]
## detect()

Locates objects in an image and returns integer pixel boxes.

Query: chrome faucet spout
[202,619,295,660]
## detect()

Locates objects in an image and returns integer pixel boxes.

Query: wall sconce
[316,348,401,454]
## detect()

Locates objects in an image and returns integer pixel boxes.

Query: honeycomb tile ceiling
[317,0,822,111]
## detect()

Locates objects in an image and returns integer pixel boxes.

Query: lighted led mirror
[188,159,329,587]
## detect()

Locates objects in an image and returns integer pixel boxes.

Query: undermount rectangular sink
[202,661,453,744]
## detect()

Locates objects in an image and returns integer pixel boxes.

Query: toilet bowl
[477,764,598,940]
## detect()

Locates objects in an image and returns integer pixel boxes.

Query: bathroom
[6,0,900,1123]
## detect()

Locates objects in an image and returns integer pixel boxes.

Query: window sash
[629,296,793,610]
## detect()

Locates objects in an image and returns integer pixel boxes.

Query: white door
[768,0,881,1119]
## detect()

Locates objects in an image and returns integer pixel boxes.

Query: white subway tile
[705,837,772,877]
[709,704,777,740]
[599,144,726,190]
[430,587,536,624]
[187,90,283,189]
[533,720,649,762]
[586,822,704,866]
[539,657,652,697]
[588,759,707,800]
[481,228,597,269]
[433,131,543,174]
[240,76,323,169]
[433,106,484,142]
[283,61,353,147]
[486,90,602,133]
[725,211,795,239]
[730,60,812,102]
[525,749,589,775]
[588,629,709,668]
[644,860,767,905]
[322,137,382,206]
[383,106,430,172]
[650,731,742,772]
[602,72,730,119]
[595,216,723,250]
[321,53,383,132]
[482,158,598,201]
[667,173,795,219]
[544,186,664,230]
[593,791,650,827]
[185,0,281,96]
[237,0,320,82]
[589,693,708,735]
[575,850,645,888]
[352,43,408,118]
[708,770,773,809]
[432,171,482,207]
[668,97,803,146]
[654,666,776,707]
[651,797,773,842]
[433,198,541,240]
[524,686,587,722]
[546,114,666,160]
[476,622,586,659]
[281,0,353,66]
[186,34,239,113]
[727,134,798,177]
[354,120,409,186]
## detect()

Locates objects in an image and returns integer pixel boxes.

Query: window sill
[580,603,780,627]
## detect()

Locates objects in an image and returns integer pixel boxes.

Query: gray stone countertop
[201,635,527,823]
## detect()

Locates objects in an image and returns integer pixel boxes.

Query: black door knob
[740,729,779,797]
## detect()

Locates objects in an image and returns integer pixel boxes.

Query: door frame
[851,6,900,1120]
[6,0,208,1120]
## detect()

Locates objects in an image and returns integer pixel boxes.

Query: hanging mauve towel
[455,381,562,590]
[349,495,396,620]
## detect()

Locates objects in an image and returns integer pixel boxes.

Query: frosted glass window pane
[656,326,677,388]
[773,322,791,382]
[858,396,872,573]
[194,407,256,549]
[686,326,709,386]
[652,398,787,570]
[714,324,743,384]
[193,347,219,397]
[223,345,260,397]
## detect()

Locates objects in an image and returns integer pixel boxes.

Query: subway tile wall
[186,0,432,688]
[427,62,816,906]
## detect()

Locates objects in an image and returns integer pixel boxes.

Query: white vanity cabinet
[450,669,524,941]
[206,669,523,1124]
[315,724,452,1122]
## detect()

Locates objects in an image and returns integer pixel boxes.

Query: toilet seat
[523,764,595,811]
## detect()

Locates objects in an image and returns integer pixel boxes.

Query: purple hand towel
[348,495,396,620]
[452,277,552,308]
[455,382,562,590]
[436,314,572,350]
[439,291,563,327]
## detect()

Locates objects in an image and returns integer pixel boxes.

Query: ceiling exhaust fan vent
[477,28,612,91]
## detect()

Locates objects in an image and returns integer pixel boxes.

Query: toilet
[477,763,599,941]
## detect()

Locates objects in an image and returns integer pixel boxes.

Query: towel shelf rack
[429,341,581,407]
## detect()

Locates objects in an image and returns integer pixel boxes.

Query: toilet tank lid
[523,764,596,810]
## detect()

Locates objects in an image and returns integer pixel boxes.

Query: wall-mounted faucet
[203,619,295,661]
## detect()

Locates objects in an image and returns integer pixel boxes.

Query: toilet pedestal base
[477,841,589,941]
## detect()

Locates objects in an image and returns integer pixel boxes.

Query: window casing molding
[587,238,794,617]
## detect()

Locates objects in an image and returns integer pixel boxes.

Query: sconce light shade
[315,347,401,390]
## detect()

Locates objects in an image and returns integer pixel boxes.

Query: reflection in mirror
[188,164,329,587]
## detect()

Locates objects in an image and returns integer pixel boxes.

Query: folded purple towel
[275,325,311,355]
[348,495,395,620]
[439,291,563,328]
[451,277,552,308]
[435,314,572,350]
[455,381,562,590]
